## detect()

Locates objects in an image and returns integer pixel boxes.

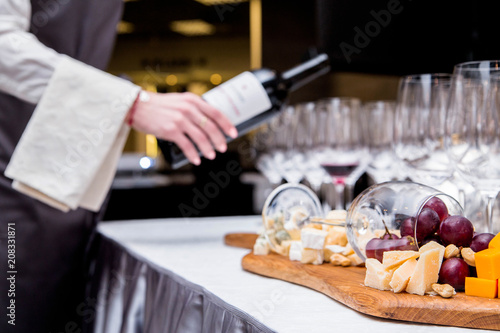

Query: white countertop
[98,215,492,333]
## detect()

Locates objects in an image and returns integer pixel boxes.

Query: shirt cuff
[5,55,141,211]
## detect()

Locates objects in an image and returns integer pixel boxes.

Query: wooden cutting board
[235,237,500,331]
[224,232,258,250]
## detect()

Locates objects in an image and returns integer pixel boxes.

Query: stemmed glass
[276,106,305,184]
[445,60,500,234]
[297,102,329,193]
[363,100,399,184]
[394,73,455,187]
[252,121,283,188]
[314,97,369,210]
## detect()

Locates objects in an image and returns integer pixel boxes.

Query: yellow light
[195,0,248,5]
[143,84,157,93]
[166,74,178,86]
[146,135,158,158]
[170,19,216,37]
[116,21,135,34]
[210,73,222,85]
[250,0,262,69]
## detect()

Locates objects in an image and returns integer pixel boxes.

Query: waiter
[0,1,237,332]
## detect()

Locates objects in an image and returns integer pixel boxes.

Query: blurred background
[102,0,500,221]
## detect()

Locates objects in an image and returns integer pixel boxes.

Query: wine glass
[445,60,500,234]
[252,123,283,187]
[261,181,464,262]
[363,100,399,184]
[394,73,454,187]
[298,101,329,194]
[314,97,369,210]
[347,181,463,262]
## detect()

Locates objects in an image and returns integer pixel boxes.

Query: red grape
[470,233,495,252]
[439,215,474,247]
[366,236,418,262]
[366,238,383,260]
[415,208,440,242]
[421,233,442,246]
[400,217,415,237]
[438,258,470,291]
[382,233,400,240]
[423,196,449,222]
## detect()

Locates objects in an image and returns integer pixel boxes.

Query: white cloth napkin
[5,56,141,212]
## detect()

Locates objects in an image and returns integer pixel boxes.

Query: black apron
[0,1,123,332]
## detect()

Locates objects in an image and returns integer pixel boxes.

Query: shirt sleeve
[1,1,141,212]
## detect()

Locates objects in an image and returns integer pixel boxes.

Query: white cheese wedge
[406,247,443,295]
[301,228,328,250]
[279,240,293,256]
[364,258,394,291]
[325,226,348,246]
[419,241,445,260]
[389,258,418,293]
[326,209,347,221]
[324,244,347,262]
[283,221,301,241]
[284,220,298,231]
[253,237,270,255]
[382,250,420,270]
[300,248,324,265]
[289,240,303,261]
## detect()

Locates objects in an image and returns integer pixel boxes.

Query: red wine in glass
[321,163,360,185]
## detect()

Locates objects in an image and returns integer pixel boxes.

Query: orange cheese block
[465,277,498,298]
[489,232,500,249]
[475,248,500,280]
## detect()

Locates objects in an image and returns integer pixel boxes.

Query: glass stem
[458,188,466,211]
[333,183,345,210]
[345,182,355,210]
[485,194,495,233]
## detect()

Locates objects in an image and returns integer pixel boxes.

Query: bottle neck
[280,53,330,92]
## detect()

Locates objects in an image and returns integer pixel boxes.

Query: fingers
[180,121,217,160]
[185,93,238,139]
[193,113,228,153]
[171,133,201,166]
[135,92,239,166]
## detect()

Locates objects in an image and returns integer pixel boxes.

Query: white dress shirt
[0,0,141,212]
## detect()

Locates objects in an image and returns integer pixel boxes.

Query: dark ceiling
[120,0,250,40]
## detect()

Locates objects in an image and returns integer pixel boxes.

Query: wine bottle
[158,53,330,169]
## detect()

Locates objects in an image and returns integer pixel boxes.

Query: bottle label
[202,71,272,126]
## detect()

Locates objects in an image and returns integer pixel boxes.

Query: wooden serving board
[240,248,500,330]
[224,232,258,250]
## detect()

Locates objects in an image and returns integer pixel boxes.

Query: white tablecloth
[96,216,492,333]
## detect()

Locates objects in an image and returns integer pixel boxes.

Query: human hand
[129,91,238,165]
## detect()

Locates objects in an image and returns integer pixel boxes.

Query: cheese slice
[488,232,500,249]
[284,219,301,240]
[364,258,394,291]
[253,237,270,255]
[300,248,324,265]
[475,247,500,280]
[382,250,420,270]
[389,258,418,293]
[465,277,498,299]
[324,245,346,262]
[280,240,293,256]
[301,228,328,250]
[406,247,442,295]
[325,226,348,246]
[419,241,445,259]
[289,241,303,261]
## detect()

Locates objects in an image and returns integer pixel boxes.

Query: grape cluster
[366,196,495,290]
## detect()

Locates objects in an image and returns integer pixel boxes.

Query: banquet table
[89,215,493,333]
